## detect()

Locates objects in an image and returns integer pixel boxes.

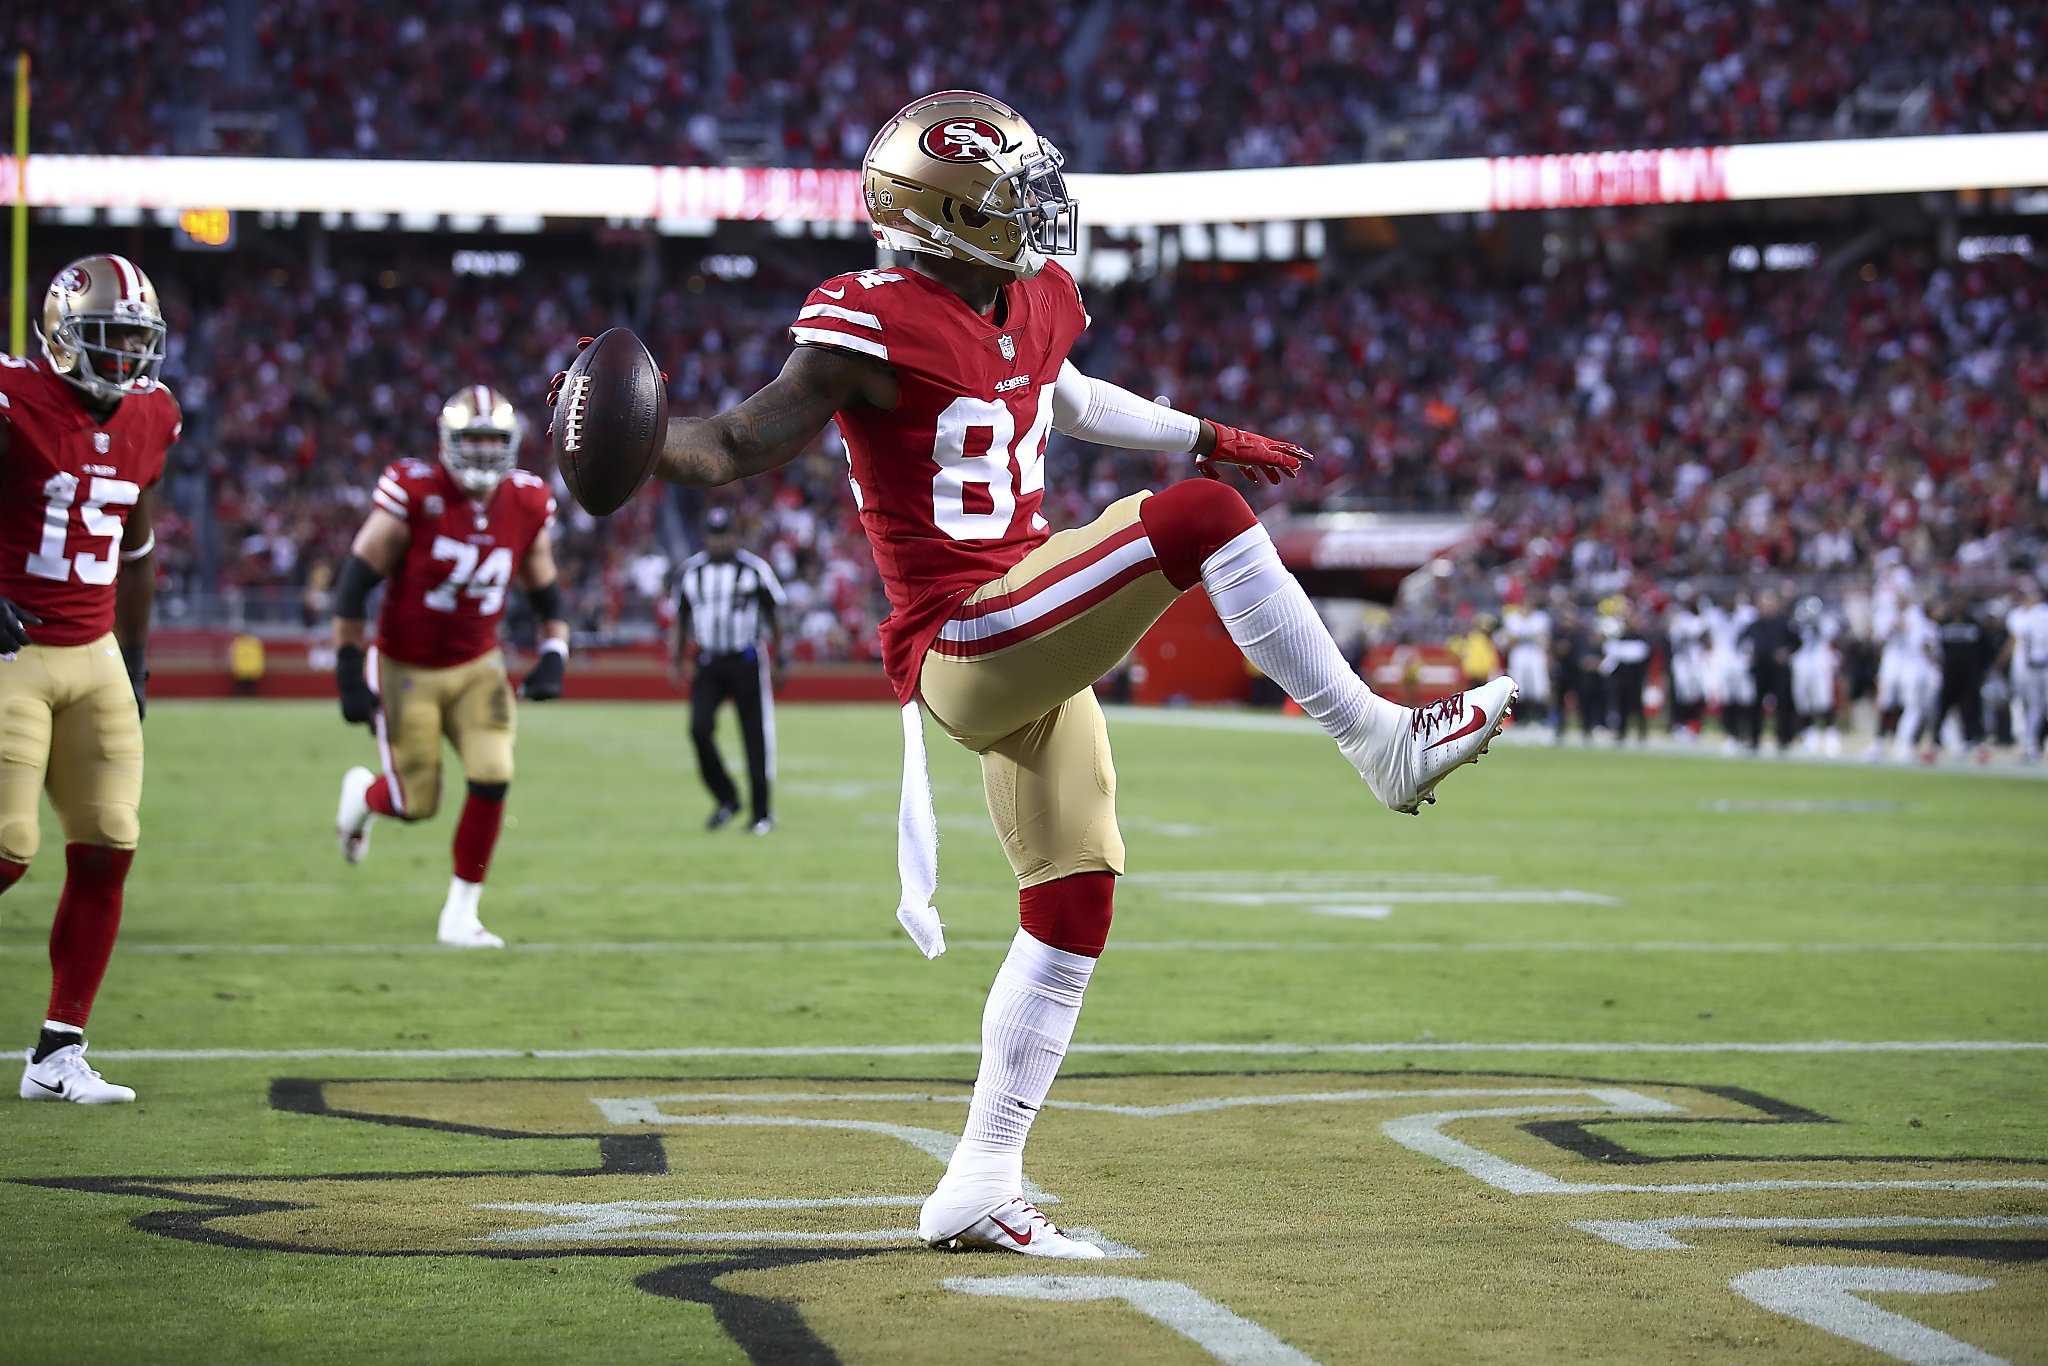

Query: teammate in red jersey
[330,385,569,948]
[0,254,180,1104]
[550,91,1516,1257]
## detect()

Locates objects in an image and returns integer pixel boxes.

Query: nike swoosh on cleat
[987,1214,1033,1247]
[1423,705,1490,752]
[27,1077,63,1095]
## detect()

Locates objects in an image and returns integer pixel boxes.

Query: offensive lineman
[0,255,180,1103]
[331,387,569,947]
[549,92,1515,1258]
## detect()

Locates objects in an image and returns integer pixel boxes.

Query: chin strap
[900,209,1042,279]
[894,700,946,959]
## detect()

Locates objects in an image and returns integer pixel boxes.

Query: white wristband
[540,638,569,659]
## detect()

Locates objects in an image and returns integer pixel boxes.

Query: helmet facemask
[51,314,167,404]
[438,386,523,499]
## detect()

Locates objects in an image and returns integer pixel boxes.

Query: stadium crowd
[15,1,2044,167]
[138,238,2045,680]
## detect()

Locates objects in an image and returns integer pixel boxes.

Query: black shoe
[706,803,740,831]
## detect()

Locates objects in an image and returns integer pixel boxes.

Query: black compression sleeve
[526,578,563,622]
[333,554,385,620]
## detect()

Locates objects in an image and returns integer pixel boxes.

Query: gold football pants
[919,493,1181,888]
[367,647,516,820]
[0,634,143,861]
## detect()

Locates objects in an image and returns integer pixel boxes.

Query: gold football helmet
[40,253,168,405]
[861,90,1078,279]
[438,384,523,498]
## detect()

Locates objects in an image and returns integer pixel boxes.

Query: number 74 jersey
[0,355,181,647]
[372,459,555,669]
[790,261,1090,702]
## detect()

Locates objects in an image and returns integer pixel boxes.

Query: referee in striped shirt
[672,507,785,834]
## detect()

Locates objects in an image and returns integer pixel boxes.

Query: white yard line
[4,939,2040,956]
[86,1040,2048,1062]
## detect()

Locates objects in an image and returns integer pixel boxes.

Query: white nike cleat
[922,1194,1105,1260]
[336,766,376,864]
[438,877,503,948]
[20,1042,135,1104]
[438,922,505,949]
[1344,676,1517,814]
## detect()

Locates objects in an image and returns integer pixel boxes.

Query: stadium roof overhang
[4,131,2046,227]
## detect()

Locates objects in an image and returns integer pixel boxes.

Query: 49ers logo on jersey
[919,118,1014,163]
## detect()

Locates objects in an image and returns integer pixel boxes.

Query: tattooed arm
[655,345,896,489]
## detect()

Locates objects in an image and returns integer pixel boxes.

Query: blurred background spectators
[13,1,2043,167]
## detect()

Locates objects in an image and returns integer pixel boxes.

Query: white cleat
[921,1193,1105,1260]
[20,1042,135,1104]
[336,766,376,864]
[438,922,505,950]
[1346,676,1517,815]
[438,877,503,948]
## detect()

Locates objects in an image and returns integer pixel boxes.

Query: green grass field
[2,701,2044,1365]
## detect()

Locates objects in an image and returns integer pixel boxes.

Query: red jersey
[789,261,1089,700]
[371,459,555,669]
[0,356,180,647]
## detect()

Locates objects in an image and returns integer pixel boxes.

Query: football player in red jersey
[330,385,569,948]
[0,254,181,1104]
[551,92,1516,1257]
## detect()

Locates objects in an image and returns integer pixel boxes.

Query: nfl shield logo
[425,495,445,517]
[998,335,1016,362]
[93,432,111,453]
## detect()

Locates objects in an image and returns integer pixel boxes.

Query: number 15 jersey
[789,262,1090,702]
[0,356,180,647]
[372,459,555,669]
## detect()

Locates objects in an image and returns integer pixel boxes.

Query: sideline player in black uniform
[672,506,785,833]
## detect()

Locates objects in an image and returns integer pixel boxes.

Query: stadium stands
[15,1,2043,166]
[134,238,2044,658]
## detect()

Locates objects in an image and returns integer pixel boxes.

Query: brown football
[550,328,669,516]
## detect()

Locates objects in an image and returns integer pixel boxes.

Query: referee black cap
[704,506,735,533]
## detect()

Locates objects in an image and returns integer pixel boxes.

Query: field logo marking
[1730,1266,2005,1366]
[15,1070,2044,1363]
[1574,1215,2048,1252]
[946,1276,1321,1366]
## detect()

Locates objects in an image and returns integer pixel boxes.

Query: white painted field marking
[15,939,2043,957]
[477,1196,923,1245]
[1729,1266,2005,1366]
[1382,1099,2048,1195]
[1575,1215,2048,1252]
[945,1276,1320,1366]
[85,1040,2048,1061]
[1123,868,1620,920]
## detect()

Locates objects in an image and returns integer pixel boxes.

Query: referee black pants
[691,651,773,823]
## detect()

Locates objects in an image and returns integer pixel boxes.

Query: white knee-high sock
[947,930,1096,1187]
[1201,525,1406,756]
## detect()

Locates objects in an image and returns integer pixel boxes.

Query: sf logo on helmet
[56,266,91,295]
[919,117,1014,163]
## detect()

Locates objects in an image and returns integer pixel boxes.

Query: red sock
[46,844,134,1029]
[366,775,399,816]
[1019,871,1116,958]
[0,858,25,896]
[452,788,506,884]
